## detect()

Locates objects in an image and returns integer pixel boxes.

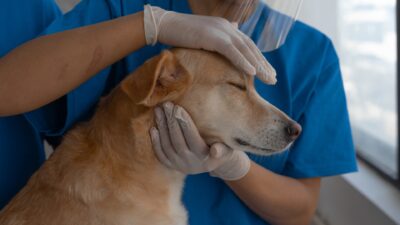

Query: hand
[143,5,276,84]
[149,102,251,181]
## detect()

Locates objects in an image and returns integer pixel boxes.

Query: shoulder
[287,21,338,69]
[0,0,61,55]
[276,20,341,89]
[262,21,343,120]
[267,20,340,84]
[0,0,58,9]
[43,0,145,33]
[290,22,341,88]
[0,0,60,22]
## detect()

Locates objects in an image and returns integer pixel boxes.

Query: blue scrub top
[0,0,357,224]
[0,0,61,208]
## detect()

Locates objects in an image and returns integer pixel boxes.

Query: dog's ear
[121,50,191,107]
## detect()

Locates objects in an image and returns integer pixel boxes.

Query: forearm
[226,161,320,225]
[0,12,145,116]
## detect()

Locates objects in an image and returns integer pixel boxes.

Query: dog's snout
[286,122,302,140]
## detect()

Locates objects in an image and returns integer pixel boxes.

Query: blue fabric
[0,0,61,208]
[0,1,357,224]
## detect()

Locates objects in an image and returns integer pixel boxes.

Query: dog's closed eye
[227,82,247,91]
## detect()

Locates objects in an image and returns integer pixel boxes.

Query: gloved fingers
[154,106,178,158]
[217,44,256,76]
[229,25,267,79]
[154,107,190,171]
[162,102,190,155]
[209,143,233,159]
[210,148,251,181]
[231,22,239,29]
[150,127,174,169]
[205,143,234,171]
[231,34,261,77]
[173,105,210,158]
[237,30,277,84]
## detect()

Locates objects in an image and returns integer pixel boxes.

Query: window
[338,0,399,180]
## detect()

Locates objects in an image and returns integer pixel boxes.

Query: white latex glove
[143,4,276,84]
[150,102,251,181]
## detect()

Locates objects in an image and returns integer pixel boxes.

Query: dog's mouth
[234,138,276,153]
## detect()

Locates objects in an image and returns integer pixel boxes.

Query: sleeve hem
[24,92,74,137]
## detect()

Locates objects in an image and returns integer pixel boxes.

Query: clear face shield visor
[212,0,304,52]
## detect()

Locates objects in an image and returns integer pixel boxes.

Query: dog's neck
[88,87,160,171]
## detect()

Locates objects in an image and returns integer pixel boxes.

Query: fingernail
[249,66,256,76]
[259,67,266,76]
[270,77,277,85]
[163,102,173,111]
[174,108,189,129]
[162,102,173,119]
[149,127,157,139]
[214,148,222,158]
[257,63,264,73]
[154,107,162,119]
[211,145,225,159]
[231,22,239,29]
[261,68,274,84]
[174,107,186,122]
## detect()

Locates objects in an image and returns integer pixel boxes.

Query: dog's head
[121,49,301,155]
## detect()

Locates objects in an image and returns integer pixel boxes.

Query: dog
[0,48,301,225]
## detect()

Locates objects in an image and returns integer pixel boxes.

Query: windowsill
[342,159,400,224]
[317,159,400,225]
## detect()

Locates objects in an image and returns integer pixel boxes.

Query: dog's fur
[0,49,299,225]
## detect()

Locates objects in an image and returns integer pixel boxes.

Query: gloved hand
[150,102,251,181]
[143,4,276,84]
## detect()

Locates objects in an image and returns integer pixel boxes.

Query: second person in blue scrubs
[0,1,357,225]
[0,0,61,208]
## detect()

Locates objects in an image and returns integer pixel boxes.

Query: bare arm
[0,12,146,116]
[0,5,276,117]
[226,161,321,225]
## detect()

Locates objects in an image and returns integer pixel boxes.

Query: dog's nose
[286,122,302,140]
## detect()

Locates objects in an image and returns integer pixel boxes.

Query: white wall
[56,0,80,13]
[298,0,340,48]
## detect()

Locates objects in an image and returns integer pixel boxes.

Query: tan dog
[0,49,301,225]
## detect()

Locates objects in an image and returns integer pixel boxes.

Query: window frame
[397,0,400,186]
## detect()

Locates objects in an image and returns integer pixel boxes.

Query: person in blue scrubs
[0,0,357,224]
[0,0,270,210]
[0,0,61,208]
